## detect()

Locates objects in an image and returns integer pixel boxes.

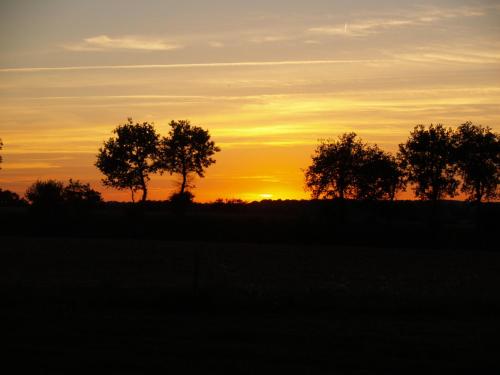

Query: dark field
[2,236,500,374]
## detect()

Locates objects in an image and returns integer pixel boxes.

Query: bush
[169,191,194,213]
[25,180,65,209]
[63,179,103,208]
[0,188,26,207]
[25,179,102,210]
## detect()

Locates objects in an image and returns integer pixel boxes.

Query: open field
[3,236,500,373]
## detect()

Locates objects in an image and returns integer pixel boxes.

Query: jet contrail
[0,59,387,73]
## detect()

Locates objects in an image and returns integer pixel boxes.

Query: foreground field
[2,236,500,373]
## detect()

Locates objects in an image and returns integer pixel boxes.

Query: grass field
[2,236,500,373]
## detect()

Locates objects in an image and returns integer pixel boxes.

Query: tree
[0,188,26,207]
[398,124,458,203]
[0,138,3,170]
[453,122,499,203]
[305,133,365,200]
[158,120,220,196]
[96,119,160,202]
[63,179,103,207]
[355,145,405,201]
[25,179,102,209]
[25,180,65,208]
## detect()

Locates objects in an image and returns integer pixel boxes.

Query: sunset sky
[1,0,499,201]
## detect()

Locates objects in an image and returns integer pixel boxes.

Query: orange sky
[1,1,499,201]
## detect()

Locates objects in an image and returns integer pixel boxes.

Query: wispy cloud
[309,19,413,37]
[308,6,486,37]
[248,35,290,43]
[208,41,225,48]
[0,59,386,73]
[64,35,181,51]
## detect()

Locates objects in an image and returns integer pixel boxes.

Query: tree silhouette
[158,120,220,196]
[0,188,25,207]
[0,138,3,170]
[63,179,103,207]
[453,122,499,203]
[398,124,458,203]
[25,179,102,209]
[96,119,160,202]
[305,133,365,200]
[306,134,405,202]
[25,180,65,208]
[355,145,405,201]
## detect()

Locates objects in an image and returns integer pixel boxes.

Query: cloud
[248,35,290,43]
[394,51,500,64]
[64,35,181,51]
[308,6,486,37]
[208,41,225,48]
[309,20,414,37]
[0,59,386,73]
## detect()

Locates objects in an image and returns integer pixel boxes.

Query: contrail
[0,59,387,73]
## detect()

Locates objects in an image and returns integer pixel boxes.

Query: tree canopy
[25,180,65,208]
[305,133,365,200]
[453,122,499,203]
[96,119,160,202]
[63,179,103,207]
[0,188,25,207]
[25,179,102,209]
[305,133,404,201]
[158,120,220,196]
[355,145,405,201]
[398,124,458,202]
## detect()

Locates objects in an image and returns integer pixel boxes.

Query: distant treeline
[0,121,498,208]
[0,199,498,250]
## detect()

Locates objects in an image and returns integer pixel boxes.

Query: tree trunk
[180,170,187,195]
[338,188,346,224]
[475,182,482,205]
[140,175,148,202]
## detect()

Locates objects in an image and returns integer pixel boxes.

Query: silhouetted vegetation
[0,188,26,207]
[95,119,220,202]
[62,179,103,208]
[96,118,160,202]
[398,124,459,203]
[0,138,3,169]
[25,179,102,210]
[305,133,405,201]
[169,190,195,213]
[355,144,405,201]
[1,199,498,250]
[2,121,500,374]
[305,133,366,200]
[157,120,220,195]
[25,179,65,209]
[453,122,499,203]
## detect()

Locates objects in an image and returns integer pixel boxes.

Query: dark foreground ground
[2,236,500,374]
